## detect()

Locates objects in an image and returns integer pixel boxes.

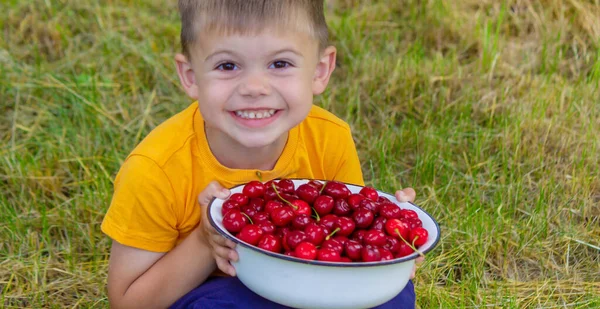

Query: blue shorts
[170,276,415,309]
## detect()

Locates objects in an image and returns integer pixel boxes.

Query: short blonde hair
[178,0,329,59]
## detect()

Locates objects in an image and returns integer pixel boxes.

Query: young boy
[101,1,420,308]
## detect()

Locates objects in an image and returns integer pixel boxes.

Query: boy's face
[176,26,336,151]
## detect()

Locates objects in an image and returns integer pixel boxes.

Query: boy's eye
[216,62,238,71]
[270,61,291,69]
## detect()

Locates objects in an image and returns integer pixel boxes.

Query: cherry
[363,230,387,247]
[319,214,339,233]
[237,224,264,245]
[321,238,343,254]
[313,195,334,216]
[377,196,392,204]
[284,251,295,257]
[344,240,363,261]
[370,217,387,231]
[241,204,259,218]
[359,186,379,201]
[292,214,313,230]
[396,241,414,257]
[252,211,270,223]
[247,197,264,211]
[277,179,295,193]
[258,220,276,235]
[229,193,249,206]
[409,227,428,247]
[332,235,349,247]
[359,199,380,214]
[263,187,278,201]
[271,207,295,227]
[323,181,351,199]
[243,181,266,198]
[407,218,423,229]
[347,193,366,210]
[379,203,402,219]
[304,223,327,246]
[340,257,352,263]
[265,200,284,215]
[296,184,319,204]
[333,198,352,216]
[352,209,374,229]
[258,234,282,253]
[383,236,401,254]
[274,226,291,239]
[279,193,298,203]
[294,242,317,260]
[351,230,366,243]
[285,230,308,251]
[290,199,311,216]
[399,209,419,220]
[317,248,342,262]
[306,180,324,191]
[221,199,240,216]
[335,217,356,237]
[380,249,394,260]
[385,218,410,241]
[361,245,382,262]
[222,210,248,233]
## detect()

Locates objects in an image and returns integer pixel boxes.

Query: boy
[101,1,420,308]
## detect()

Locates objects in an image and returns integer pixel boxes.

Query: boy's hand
[197,181,238,276]
[394,187,424,279]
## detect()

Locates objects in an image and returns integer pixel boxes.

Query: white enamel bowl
[208,179,440,309]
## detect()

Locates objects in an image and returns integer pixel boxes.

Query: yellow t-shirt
[101,102,364,252]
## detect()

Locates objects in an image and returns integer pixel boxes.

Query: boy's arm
[107,227,215,309]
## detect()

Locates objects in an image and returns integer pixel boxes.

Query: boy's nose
[238,72,271,97]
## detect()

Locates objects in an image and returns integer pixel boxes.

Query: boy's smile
[176,27,336,169]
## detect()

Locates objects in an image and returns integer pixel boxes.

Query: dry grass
[1,0,599,308]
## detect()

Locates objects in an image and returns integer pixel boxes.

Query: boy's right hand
[197,181,238,276]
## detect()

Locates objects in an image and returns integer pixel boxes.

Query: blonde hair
[178,0,329,58]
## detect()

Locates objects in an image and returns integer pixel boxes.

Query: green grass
[1,0,599,308]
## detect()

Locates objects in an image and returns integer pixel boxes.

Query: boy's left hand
[394,187,424,279]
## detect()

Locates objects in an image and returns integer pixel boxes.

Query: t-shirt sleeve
[330,127,365,186]
[101,155,179,252]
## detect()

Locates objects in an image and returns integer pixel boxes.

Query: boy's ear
[312,46,337,95]
[175,53,199,99]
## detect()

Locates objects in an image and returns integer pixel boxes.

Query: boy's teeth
[235,109,276,119]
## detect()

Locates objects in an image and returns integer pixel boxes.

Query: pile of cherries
[220,179,428,263]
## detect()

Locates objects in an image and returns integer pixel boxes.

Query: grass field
[1,0,599,308]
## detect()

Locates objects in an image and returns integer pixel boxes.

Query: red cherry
[399,209,419,220]
[317,248,342,262]
[292,214,314,230]
[332,235,349,248]
[340,257,352,263]
[271,207,295,226]
[306,180,324,191]
[347,194,366,210]
[385,218,410,240]
[333,198,352,216]
[363,230,387,247]
[285,230,308,251]
[352,209,374,229]
[335,217,356,237]
[247,197,264,211]
[296,184,319,204]
[359,199,381,214]
[319,214,339,233]
[242,181,266,198]
[380,249,394,260]
[409,227,428,247]
[359,186,379,201]
[313,195,334,216]
[361,245,382,262]
[258,234,282,253]
[396,241,414,257]
[222,210,248,233]
[290,199,311,216]
[263,187,278,201]
[237,224,264,245]
[407,218,423,229]
[323,181,351,199]
[277,179,295,193]
[241,204,259,218]
[383,236,401,254]
[304,223,327,246]
[370,216,387,231]
[221,199,240,216]
[380,203,402,219]
[274,226,291,239]
[284,251,295,257]
[378,196,392,203]
[321,238,343,254]
[258,221,276,235]
[265,200,284,215]
[229,193,249,206]
[344,240,363,261]
[351,230,366,243]
[252,211,270,223]
[294,242,317,260]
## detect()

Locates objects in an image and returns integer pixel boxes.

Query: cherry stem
[271,183,297,210]
[312,207,321,221]
[319,181,328,194]
[241,212,254,225]
[326,227,340,240]
[256,171,263,182]
[395,229,425,258]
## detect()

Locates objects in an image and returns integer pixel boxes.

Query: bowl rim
[208,179,441,268]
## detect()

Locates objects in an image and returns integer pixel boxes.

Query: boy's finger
[212,245,237,262]
[395,187,416,203]
[198,181,230,206]
[216,257,236,277]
